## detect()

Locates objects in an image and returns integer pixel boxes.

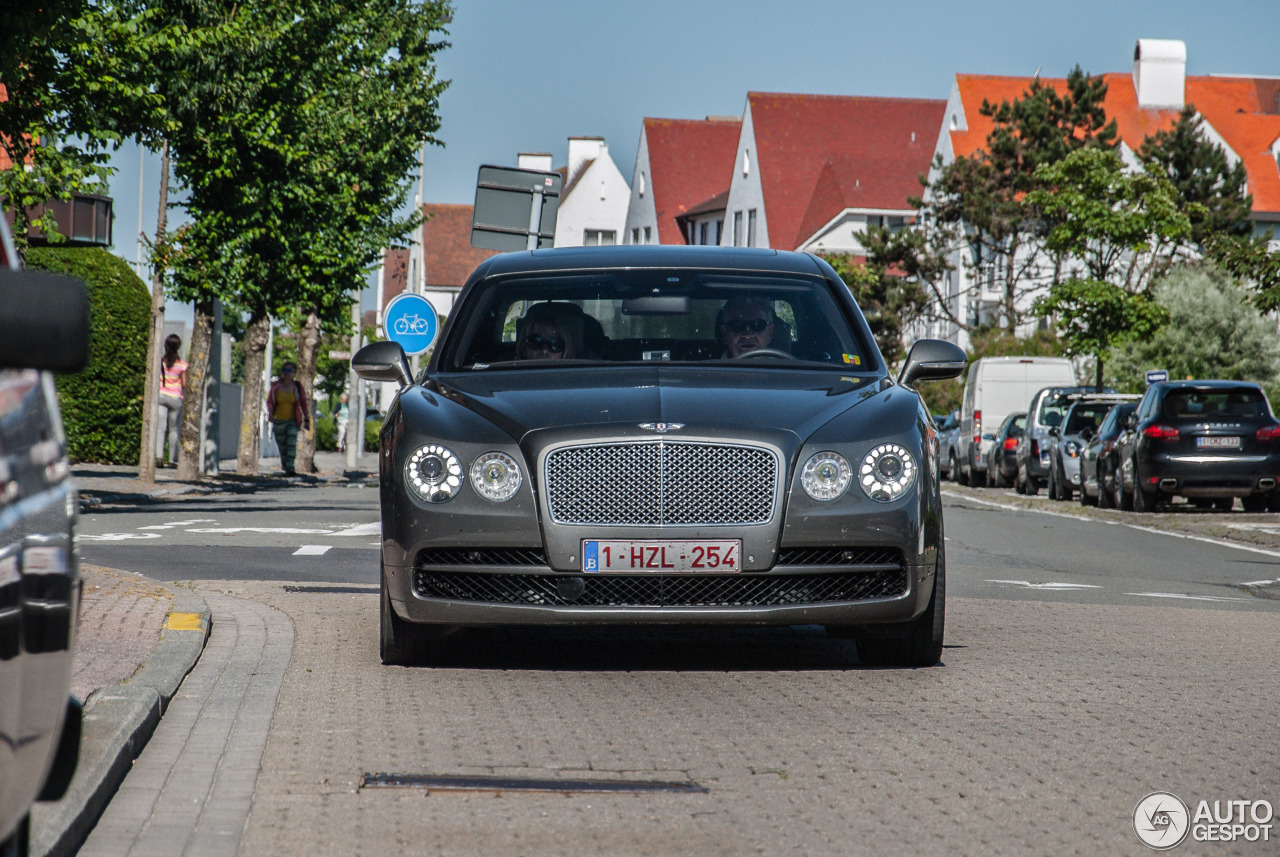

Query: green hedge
[27,247,150,464]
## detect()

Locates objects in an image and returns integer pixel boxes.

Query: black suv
[0,215,89,857]
[1114,381,1280,513]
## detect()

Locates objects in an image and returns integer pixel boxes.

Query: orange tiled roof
[951,73,1280,215]
[643,117,741,244]
[748,92,945,250]
[421,203,500,289]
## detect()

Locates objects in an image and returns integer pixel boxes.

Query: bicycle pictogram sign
[383,294,439,356]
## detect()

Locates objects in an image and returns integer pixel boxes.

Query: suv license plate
[583,540,741,573]
[1196,436,1241,449]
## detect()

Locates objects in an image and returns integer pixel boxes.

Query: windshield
[1162,388,1270,419]
[441,270,873,371]
[1064,404,1113,435]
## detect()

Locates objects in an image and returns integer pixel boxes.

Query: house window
[699,222,708,245]
[631,228,639,245]
[733,212,742,246]
[742,149,750,177]
[584,229,616,246]
[644,226,652,244]
[639,172,646,197]
[715,219,723,245]
[747,209,757,247]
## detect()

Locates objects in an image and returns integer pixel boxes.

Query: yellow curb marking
[165,612,204,631]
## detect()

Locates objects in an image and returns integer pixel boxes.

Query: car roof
[469,245,827,278]
[1153,380,1264,391]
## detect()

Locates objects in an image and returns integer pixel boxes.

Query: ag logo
[1134,792,1190,850]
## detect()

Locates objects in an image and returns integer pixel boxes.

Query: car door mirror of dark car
[352,340,413,389]
[898,339,967,387]
[0,267,90,372]
[1048,427,1060,438]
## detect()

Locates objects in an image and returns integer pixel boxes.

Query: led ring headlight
[801,451,852,501]
[470,452,522,502]
[406,444,462,503]
[859,443,916,503]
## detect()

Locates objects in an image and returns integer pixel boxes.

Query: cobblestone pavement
[72,567,172,704]
[218,580,1280,857]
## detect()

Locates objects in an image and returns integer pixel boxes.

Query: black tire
[990,461,1009,489]
[1114,464,1133,511]
[1243,495,1267,513]
[381,571,429,666]
[1192,498,1215,510]
[857,544,945,668]
[1080,474,1096,506]
[1,814,28,857]
[1048,464,1063,501]
[1014,464,1027,495]
[1133,481,1157,513]
[1268,492,1280,513]
[1024,470,1039,496]
[972,467,988,488]
[955,458,970,486]
[1097,468,1114,509]
[947,452,959,483]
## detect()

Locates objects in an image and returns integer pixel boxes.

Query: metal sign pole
[526,185,544,251]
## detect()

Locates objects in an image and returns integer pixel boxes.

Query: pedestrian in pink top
[157,334,187,467]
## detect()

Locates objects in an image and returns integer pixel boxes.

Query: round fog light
[859,444,916,503]
[470,452,522,502]
[801,452,852,501]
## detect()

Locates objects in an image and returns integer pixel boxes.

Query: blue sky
[106,0,1280,316]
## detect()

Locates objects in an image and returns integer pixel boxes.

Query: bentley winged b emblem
[639,422,685,433]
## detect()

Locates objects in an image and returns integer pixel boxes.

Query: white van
[955,356,1076,486]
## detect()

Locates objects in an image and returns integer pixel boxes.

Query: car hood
[426,367,887,446]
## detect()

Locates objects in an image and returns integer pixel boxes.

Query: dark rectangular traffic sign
[471,165,562,251]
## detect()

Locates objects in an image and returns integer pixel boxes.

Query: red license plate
[582,540,741,573]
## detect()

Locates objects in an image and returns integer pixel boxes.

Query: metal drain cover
[361,772,707,794]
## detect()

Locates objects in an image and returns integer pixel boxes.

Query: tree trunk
[176,300,213,481]
[237,313,271,475]
[138,140,171,483]
[293,309,322,474]
[1095,357,1104,393]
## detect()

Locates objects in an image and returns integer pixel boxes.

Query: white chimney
[517,152,553,172]
[1133,39,1187,109]
[567,136,605,181]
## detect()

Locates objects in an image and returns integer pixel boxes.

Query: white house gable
[721,101,768,247]
[553,137,630,247]
[623,127,658,245]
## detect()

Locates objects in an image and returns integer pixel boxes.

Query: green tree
[1028,147,1191,389]
[1138,106,1253,247]
[914,67,1119,333]
[1109,263,1280,401]
[0,2,167,262]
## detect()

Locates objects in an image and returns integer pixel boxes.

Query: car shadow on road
[408,625,949,672]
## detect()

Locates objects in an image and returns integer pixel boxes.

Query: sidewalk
[28,449,375,856]
[75,449,378,508]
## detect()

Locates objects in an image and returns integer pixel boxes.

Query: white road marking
[1126,592,1252,603]
[329,522,381,537]
[186,527,337,535]
[79,532,163,541]
[138,519,216,530]
[293,545,333,556]
[944,490,1280,559]
[986,579,1102,591]
[1241,579,1280,586]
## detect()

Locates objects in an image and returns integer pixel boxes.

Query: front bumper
[384,558,935,628]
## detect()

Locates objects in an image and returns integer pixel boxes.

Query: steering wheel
[734,348,795,360]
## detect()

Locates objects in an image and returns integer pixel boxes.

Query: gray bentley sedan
[354,246,965,667]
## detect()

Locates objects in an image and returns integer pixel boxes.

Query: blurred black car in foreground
[0,216,90,857]
[985,411,1026,489]
[1079,402,1139,508]
[1114,381,1280,513]
[355,246,966,668]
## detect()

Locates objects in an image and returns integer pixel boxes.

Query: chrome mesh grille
[544,442,777,526]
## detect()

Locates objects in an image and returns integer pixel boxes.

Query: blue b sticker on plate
[583,541,599,572]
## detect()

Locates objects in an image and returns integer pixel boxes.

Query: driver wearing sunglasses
[717,296,777,358]
[517,303,582,361]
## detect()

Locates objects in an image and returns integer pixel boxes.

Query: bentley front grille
[413,568,908,607]
[544,441,777,526]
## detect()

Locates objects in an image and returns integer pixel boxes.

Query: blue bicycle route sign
[383,293,439,356]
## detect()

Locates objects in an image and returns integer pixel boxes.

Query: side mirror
[352,341,413,389]
[1048,427,1060,438]
[0,268,90,372]
[898,339,967,387]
